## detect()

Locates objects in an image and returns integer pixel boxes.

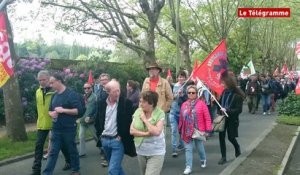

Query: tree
[41,0,166,65]
[1,1,27,141]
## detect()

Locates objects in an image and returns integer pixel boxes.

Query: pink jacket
[179,99,212,142]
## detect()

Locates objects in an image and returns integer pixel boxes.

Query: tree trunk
[180,36,192,73]
[2,7,27,141]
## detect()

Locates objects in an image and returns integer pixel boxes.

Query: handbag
[192,128,206,141]
[213,115,226,132]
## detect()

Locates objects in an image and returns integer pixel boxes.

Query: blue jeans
[101,137,125,175]
[169,113,184,152]
[43,130,79,175]
[261,94,271,112]
[184,139,206,169]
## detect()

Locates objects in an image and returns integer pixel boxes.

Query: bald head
[105,79,121,102]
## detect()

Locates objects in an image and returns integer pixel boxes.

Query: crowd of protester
[30,64,299,175]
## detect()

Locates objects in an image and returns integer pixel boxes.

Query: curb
[219,122,277,175]
[0,137,94,167]
[277,126,300,175]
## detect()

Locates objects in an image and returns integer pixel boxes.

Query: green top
[80,93,97,126]
[132,107,165,146]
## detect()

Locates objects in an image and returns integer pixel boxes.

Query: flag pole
[197,79,229,117]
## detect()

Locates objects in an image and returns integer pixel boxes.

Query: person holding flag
[218,71,245,165]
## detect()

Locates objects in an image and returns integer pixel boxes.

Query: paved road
[0,105,276,175]
[284,134,300,175]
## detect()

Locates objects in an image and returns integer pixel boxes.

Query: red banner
[296,79,300,95]
[0,12,13,87]
[193,40,228,95]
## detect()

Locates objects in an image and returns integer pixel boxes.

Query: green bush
[0,59,147,125]
[278,92,300,117]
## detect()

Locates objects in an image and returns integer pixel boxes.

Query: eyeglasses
[84,87,92,90]
[188,92,196,94]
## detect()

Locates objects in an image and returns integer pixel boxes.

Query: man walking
[95,79,136,175]
[31,70,54,175]
[78,83,98,157]
[43,73,84,175]
[141,62,173,113]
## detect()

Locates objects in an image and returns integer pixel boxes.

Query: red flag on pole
[193,40,228,95]
[167,68,172,78]
[295,79,300,95]
[87,70,94,84]
[281,63,288,75]
[191,59,199,80]
[0,12,14,87]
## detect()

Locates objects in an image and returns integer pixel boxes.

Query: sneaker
[218,158,227,165]
[267,111,271,115]
[62,163,71,171]
[201,160,206,168]
[183,166,192,174]
[42,154,48,160]
[101,160,108,167]
[263,112,266,115]
[177,145,185,152]
[172,152,178,158]
[100,155,105,160]
[79,154,86,158]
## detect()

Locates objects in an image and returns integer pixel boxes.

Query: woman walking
[179,85,212,174]
[218,72,245,165]
[130,91,165,175]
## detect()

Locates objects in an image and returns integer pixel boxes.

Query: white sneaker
[201,160,206,168]
[267,111,271,115]
[263,112,266,115]
[183,166,192,174]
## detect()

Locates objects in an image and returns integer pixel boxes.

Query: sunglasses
[188,92,196,94]
[84,87,92,90]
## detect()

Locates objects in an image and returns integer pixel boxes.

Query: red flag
[87,70,94,84]
[295,79,300,95]
[0,12,14,87]
[281,63,288,75]
[167,68,172,78]
[273,66,279,76]
[193,40,228,95]
[191,59,199,79]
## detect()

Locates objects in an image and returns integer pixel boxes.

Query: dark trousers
[247,95,257,113]
[219,122,240,159]
[32,130,50,174]
[32,130,70,174]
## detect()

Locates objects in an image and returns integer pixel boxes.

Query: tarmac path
[0,105,276,175]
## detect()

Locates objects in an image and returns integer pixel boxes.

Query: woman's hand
[220,107,227,113]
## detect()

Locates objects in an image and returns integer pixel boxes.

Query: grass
[277,115,300,126]
[0,127,94,161]
[0,131,42,161]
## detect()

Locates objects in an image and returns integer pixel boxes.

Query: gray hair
[37,70,50,78]
[99,73,111,80]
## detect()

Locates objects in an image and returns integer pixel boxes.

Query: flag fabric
[191,59,199,80]
[0,12,14,87]
[240,60,256,79]
[295,42,300,59]
[193,40,228,95]
[295,79,300,95]
[281,63,288,75]
[87,70,94,84]
[167,68,172,78]
[273,66,279,77]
